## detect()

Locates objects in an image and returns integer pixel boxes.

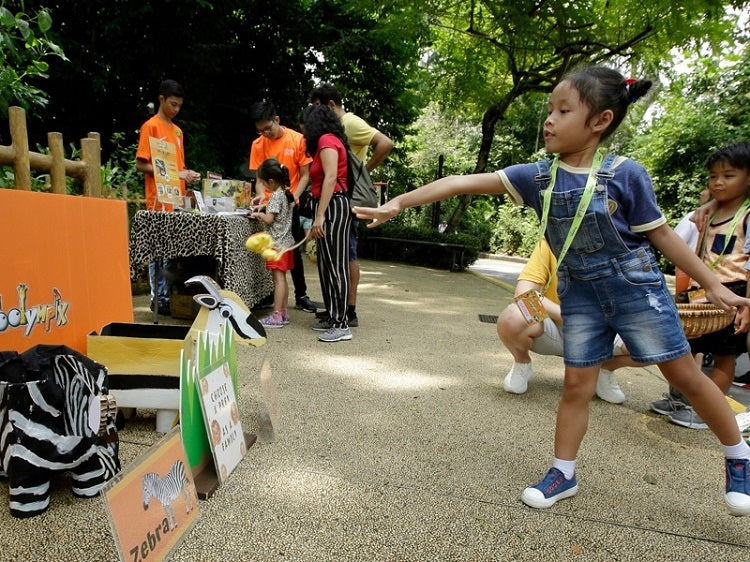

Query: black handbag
[298,189,314,218]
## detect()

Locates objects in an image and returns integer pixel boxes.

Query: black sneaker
[295,295,317,313]
[347,311,359,327]
[315,309,329,320]
[733,370,750,387]
[150,300,171,316]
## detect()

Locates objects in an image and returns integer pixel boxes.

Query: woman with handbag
[300,104,352,342]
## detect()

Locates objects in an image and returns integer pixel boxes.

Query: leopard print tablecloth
[129,211,273,308]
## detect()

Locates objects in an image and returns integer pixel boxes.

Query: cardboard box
[170,293,200,320]
[87,323,192,432]
[87,323,189,378]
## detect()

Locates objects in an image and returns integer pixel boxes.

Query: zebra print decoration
[142,460,195,530]
[0,345,121,518]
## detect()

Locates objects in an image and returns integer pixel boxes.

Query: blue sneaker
[521,467,578,509]
[725,458,750,516]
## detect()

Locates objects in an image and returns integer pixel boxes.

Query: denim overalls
[535,155,690,367]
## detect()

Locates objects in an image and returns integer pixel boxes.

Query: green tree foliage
[419,0,744,231]
[402,92,547,253]
[5,0,427,185]
[629,36,750,229]
[0,2,66,113]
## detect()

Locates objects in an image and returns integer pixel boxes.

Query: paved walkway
[2,258,750,561]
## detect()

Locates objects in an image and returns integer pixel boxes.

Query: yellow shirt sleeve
[341,112,377,161]
[517,240,559,304]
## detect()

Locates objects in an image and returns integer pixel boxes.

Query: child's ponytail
[625,78,652,105]
[564,66,653,140]
[258,158,292,189]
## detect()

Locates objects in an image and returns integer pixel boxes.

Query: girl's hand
[311,215,325,239]
[352,200,401,228]
[704,283,747,315]
[690,199,718,232]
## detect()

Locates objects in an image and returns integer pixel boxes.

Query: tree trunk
[445,92,515,232]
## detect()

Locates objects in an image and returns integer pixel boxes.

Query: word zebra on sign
[142,460,195,530]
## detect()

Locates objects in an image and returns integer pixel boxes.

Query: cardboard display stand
[180,323,253,499]
[149,137,183,208]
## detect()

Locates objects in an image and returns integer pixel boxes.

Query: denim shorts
[529,320,629,358]
[557,250,690,367]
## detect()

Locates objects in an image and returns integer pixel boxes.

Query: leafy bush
[102,131,143,201]
[487,201,539,257]
[358,221,481,270]
[0,5,67,112]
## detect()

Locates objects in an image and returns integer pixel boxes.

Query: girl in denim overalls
[354,66,750,516]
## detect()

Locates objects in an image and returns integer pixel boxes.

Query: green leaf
[0,7,14,28]
[16,18,30,41]
[37,10,52,33]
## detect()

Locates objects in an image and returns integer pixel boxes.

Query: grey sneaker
[318,327,352,342]
[668,406,707,429]
[650,393,689,416]
[311,318,332,331]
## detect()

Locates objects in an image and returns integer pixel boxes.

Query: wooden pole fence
[0,106,102,196]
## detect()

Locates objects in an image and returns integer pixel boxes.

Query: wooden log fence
[0,106,102,196]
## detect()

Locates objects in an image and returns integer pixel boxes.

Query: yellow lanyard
[537,149,605,294]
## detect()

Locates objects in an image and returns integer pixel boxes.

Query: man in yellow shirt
[308,84,394,327]
[497,240,637,403]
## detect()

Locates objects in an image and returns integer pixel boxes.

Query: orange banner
[0,189,133,353]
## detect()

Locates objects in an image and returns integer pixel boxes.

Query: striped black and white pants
[314,193,351,328]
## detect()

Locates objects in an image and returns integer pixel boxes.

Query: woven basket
[676,303,734,339]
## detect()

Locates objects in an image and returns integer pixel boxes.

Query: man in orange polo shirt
[136,79,201,314]
[249,101,316,313]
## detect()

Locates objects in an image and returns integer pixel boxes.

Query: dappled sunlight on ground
[306,354,459,391]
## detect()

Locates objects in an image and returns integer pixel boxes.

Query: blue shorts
[349,218,359,261]
[557,250,690,367]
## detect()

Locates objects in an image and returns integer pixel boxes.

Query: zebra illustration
[142,460,195,530]
[0,346,120,518]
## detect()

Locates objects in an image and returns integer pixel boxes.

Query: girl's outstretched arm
[353,172,507,228]
[647,223,750,314]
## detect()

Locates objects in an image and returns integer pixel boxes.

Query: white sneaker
[595,369,625,404]
[503,362,533,394]
[612,334,626,356]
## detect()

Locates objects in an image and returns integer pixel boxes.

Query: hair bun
[625,78,653,104]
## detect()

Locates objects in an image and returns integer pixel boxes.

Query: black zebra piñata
[0,345,120,518]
